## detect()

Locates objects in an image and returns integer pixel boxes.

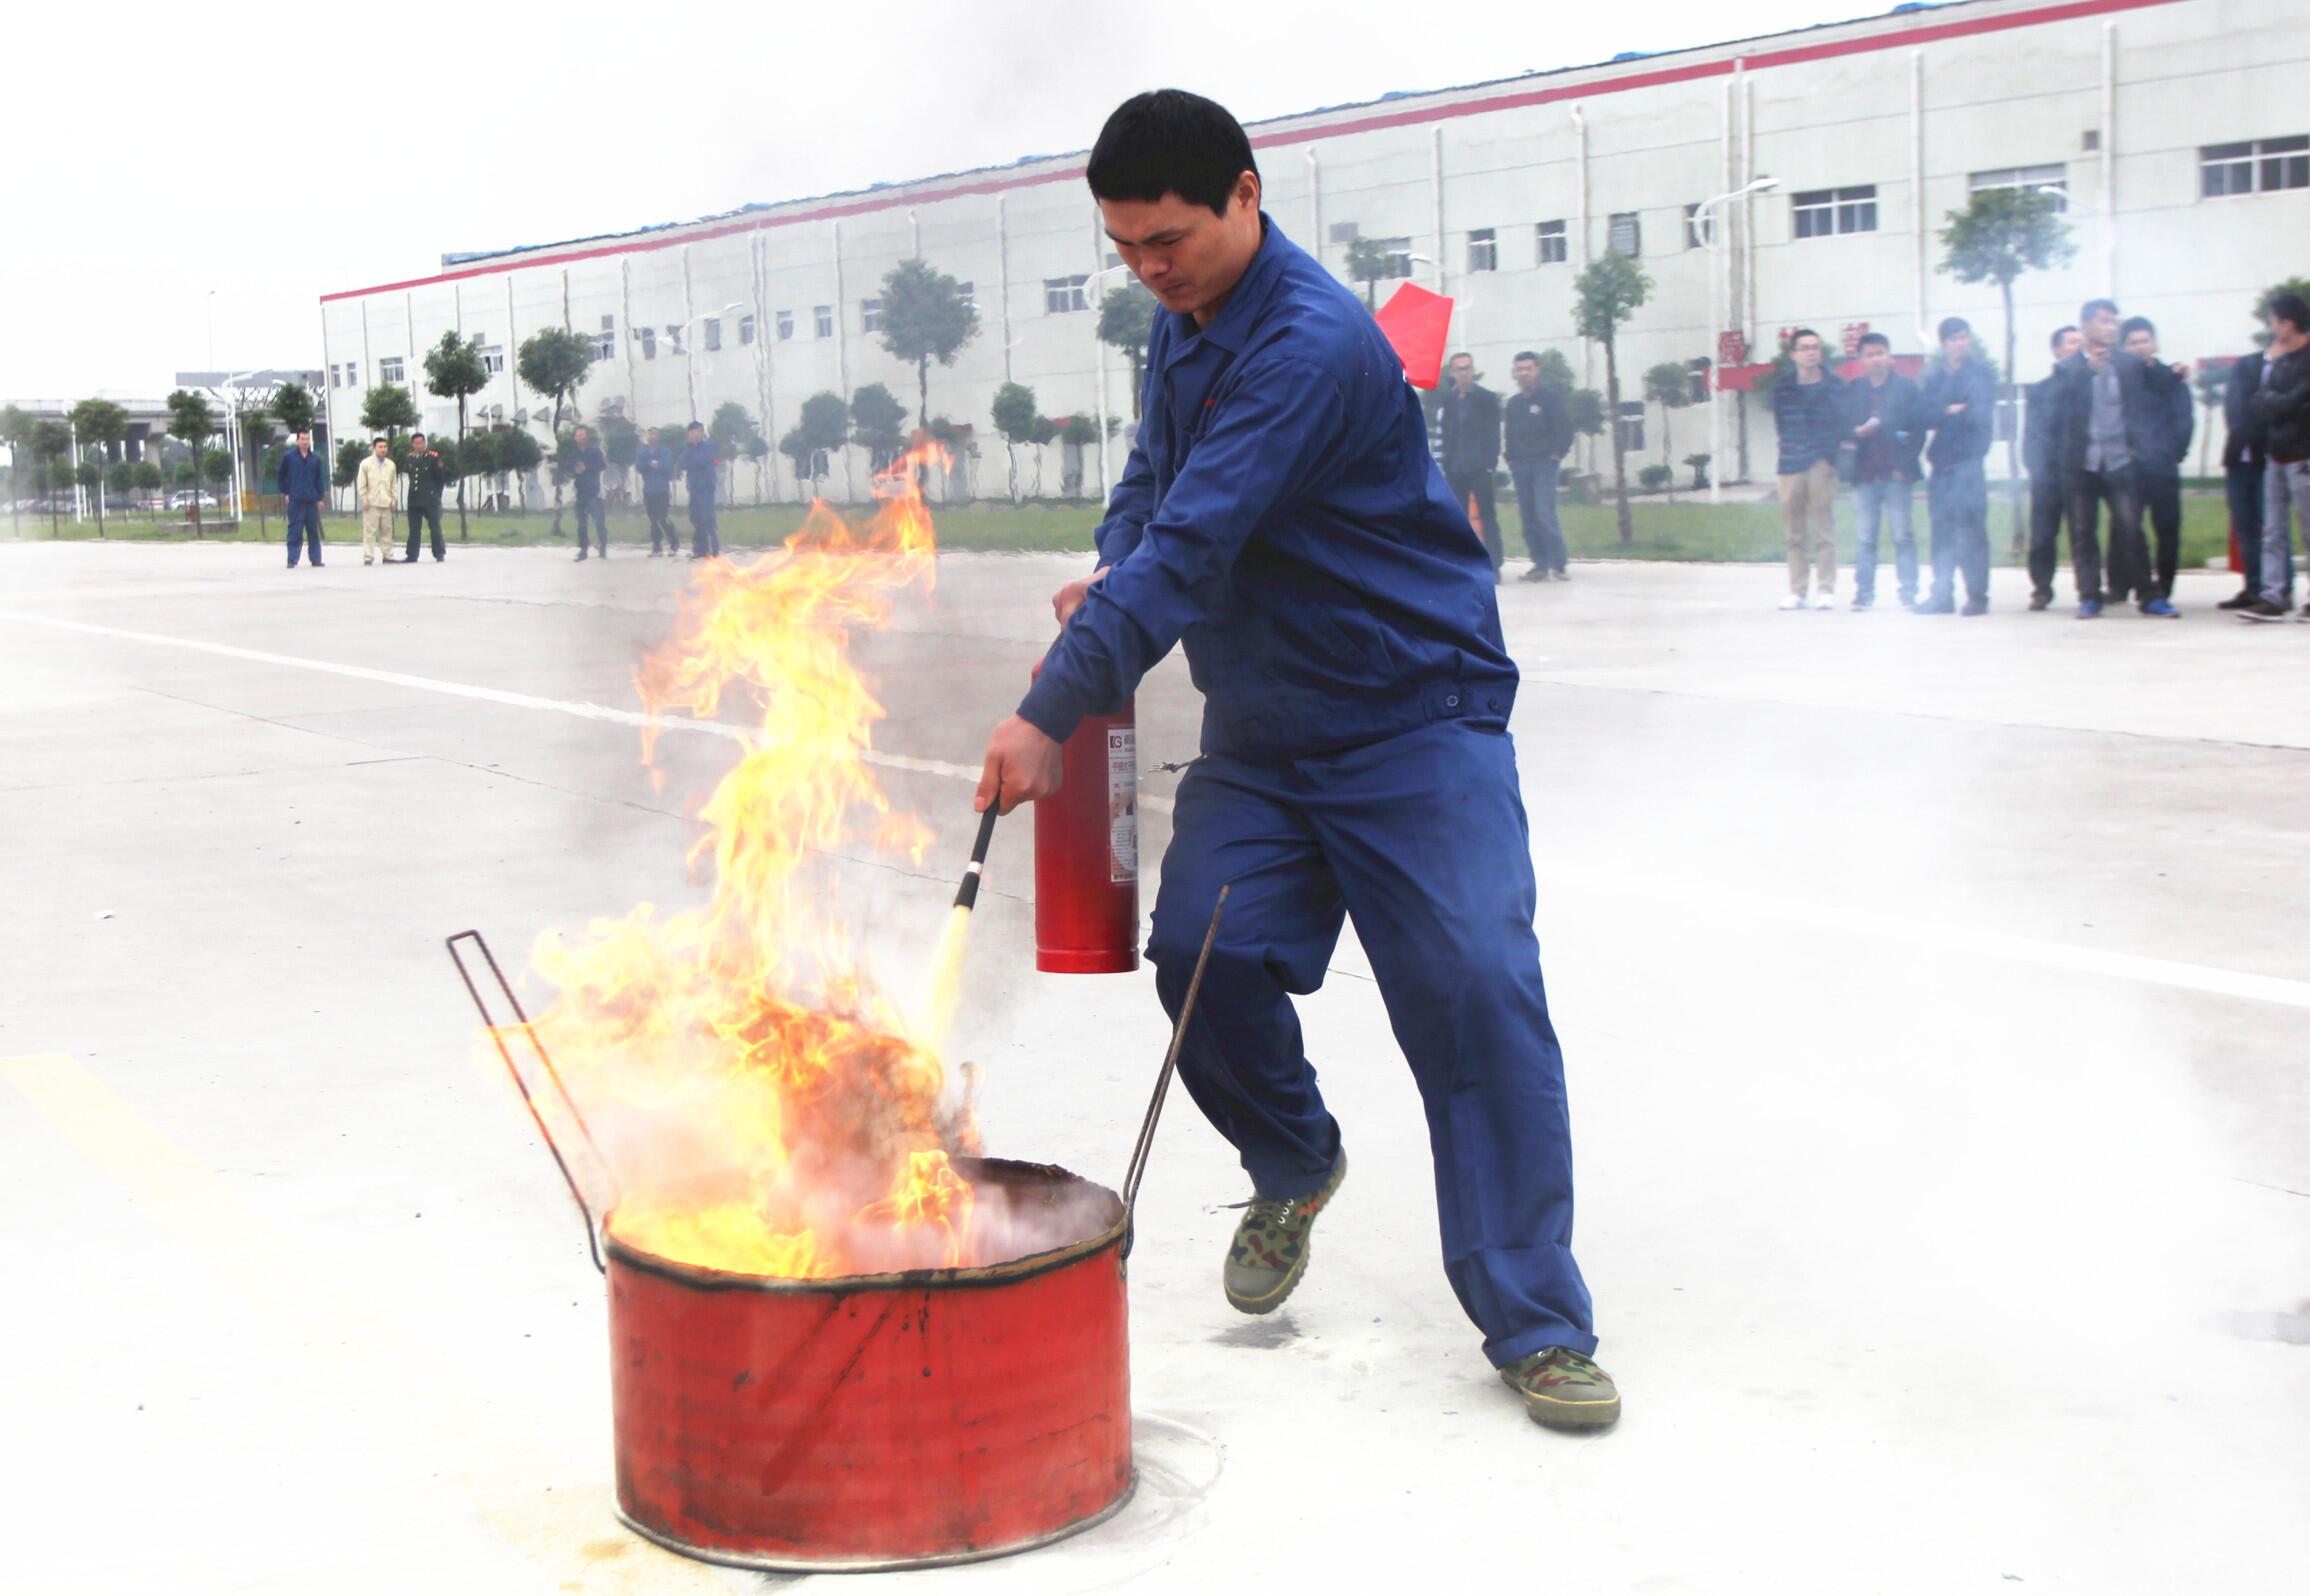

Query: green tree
[0,406,31,539]
[165,390,217,534]
[68,398,130,536]
[359,383,421,441]
[132,459,163,507]
[1097,281,1158,416]
[709,403,759,502]
[849,383,908,470]
[233,400,271,541]
[990,381,1041,502]
[743,433,772,502]
[1572,253,1653,545]
[1641,362,1694,472]
[271,381,318,438]
[601,414,640,505]
[516,327,597,534]
[200,448,233,489]
[458,428,500,510]
[784,391,848,497]
[877,257,979,423]
[1533,348,1577,392]
[1059,413,1100,496]
[494,427,543,510]
[1939,187,2076,552]
[1344,237,1395,311]
[332,438,368,491]
[422,331,490,540]
[778,426,816,495]
[29,420,71,536]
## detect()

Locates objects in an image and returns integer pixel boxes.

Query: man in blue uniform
[276,428,328,569]
[635,425,677,556]
[677,421,720,558]
[975,91,1615,1432]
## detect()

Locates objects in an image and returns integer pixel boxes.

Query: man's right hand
[1052,565,1111,626]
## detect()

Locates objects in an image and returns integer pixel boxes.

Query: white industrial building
[318,0,2308,505]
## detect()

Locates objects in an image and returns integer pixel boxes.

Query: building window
[1792,185,1878,238]
[739,312,756,346]
[861,298,884,334]
[703,316,722,352]
[639,327,657,361]
[1615,401,1646,455]
[1466,228,1497,273]
[480,345,504,374]
[1684,203,1714,249]
[1044,274,1090,314]
[956,280,976,312]
[666,324,685,355]
[776,309,794,341]
[344,361,360,388]
[813,305,834,338]
[1374,237,1414,279]
[379,357,405,384]
[1970,163,2068,210]
[1607,212,1642,257]
[1536,219,1567,265]
[2201,136,2309,197]
[595,314,616,361]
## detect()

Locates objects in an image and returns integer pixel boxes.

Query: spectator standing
[1439,353,1505,579]
[2120,317,2194,608]
[1842,331,1923,609]
[2242,292,2310,622]
[355,437,397,567]
[2221,343,2270,610]
[2047,298,2159,619]
[570,424,609,560]
[2024,325,2084,609]
[1771,329,1845,610]
[1916,317,1997,615]
[1503,351,1572,582]
[679,421,721,558]
[635,425,677,556]
[401,431,448,564]
[276,428,327,569]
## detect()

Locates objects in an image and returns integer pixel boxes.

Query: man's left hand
[977,715,1062,813]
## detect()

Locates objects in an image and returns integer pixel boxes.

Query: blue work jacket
[1016,218,1516,759]
[677,439,719,501]
[634,443,674,493]
[276,446,328,503]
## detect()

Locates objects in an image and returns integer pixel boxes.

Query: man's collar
[1173,214,1285,356]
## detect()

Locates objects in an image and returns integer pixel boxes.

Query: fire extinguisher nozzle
[951,800,1000,909]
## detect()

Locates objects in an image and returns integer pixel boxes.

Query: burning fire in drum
[446,447,1218,1570]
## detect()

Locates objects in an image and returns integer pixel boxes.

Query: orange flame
[519,445,988,1277]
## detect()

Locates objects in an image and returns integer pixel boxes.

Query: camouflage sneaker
[1501,1347,1621,1431]
[1222,1149,1347,1315]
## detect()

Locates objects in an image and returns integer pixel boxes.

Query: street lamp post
[1702,176,1781,506]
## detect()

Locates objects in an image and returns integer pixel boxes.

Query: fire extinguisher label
[1106,726,1137,885]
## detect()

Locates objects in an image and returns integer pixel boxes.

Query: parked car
[168,491,220,510]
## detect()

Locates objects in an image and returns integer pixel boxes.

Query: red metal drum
[1034,694,1141,974]
[605,1158,1133,1571]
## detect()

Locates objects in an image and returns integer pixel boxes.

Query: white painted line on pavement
[10,609,2302,1010]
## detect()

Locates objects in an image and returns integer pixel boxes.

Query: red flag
[1374,281,1454,390]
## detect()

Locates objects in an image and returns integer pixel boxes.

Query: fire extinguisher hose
[1122,883,1229,1242]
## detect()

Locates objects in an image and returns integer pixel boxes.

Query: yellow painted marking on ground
[0,1052,733,1594]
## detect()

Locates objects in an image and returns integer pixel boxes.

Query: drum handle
[1122,884,1228,1232]
[446,929,618,1275]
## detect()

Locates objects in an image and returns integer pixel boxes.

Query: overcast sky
[0,0,1865,397]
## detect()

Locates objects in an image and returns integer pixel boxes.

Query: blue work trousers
[573,494,607,553]
[1853,476,1916,605]
[689,496,720,557]
[284,501,322,566]
[1926,456,1990,605]
[1147,718,1595,1367]
[1508,461,1567,573]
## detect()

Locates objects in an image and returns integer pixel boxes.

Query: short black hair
[1513,349,1541,364]
[1448,351,1473,364]
[1938,316,1972,342]
[371,436,386,446]
[686,420,704,432]
[2267,291,2309,332]
[644,425,658,435]
[1086,90,1258,217]
[1857,331,1891,352]
[2050,324,2078,351]
[410,431,426,440]
[1788,327,1822,349]
[2119,315,2156,341]
[2080,297,2119,323]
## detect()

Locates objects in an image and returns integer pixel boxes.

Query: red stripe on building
[320,0,2182,305]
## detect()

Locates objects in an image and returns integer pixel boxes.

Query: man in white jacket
[355,438,397,566]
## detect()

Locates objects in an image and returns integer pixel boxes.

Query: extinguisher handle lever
[1122,884,1229,1231]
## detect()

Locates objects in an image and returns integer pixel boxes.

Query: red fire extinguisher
[1033,673,1140,974]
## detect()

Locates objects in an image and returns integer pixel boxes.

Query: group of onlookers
[265,420,729,568]
[1769,293,2310,621]
[1437,350,1576,583]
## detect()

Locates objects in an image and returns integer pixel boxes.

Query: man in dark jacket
[2221,347,2270,609]
[678,421,720,558]
[1503,351,1572,581]
[2024,325,2083,609]
[1842,331,1922,609]
[1916,317,1996,615]
[2243,291,2310,622]
[400,432,449,564]
[275,428,327,569]
[2045,298,2162,618]
[635,425,677,556]
[1439,352,1504,578]
[569,424,609,560]
[977,91,1615,1432]
[1772,328,1845,608]
[2120,317,2194,607]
